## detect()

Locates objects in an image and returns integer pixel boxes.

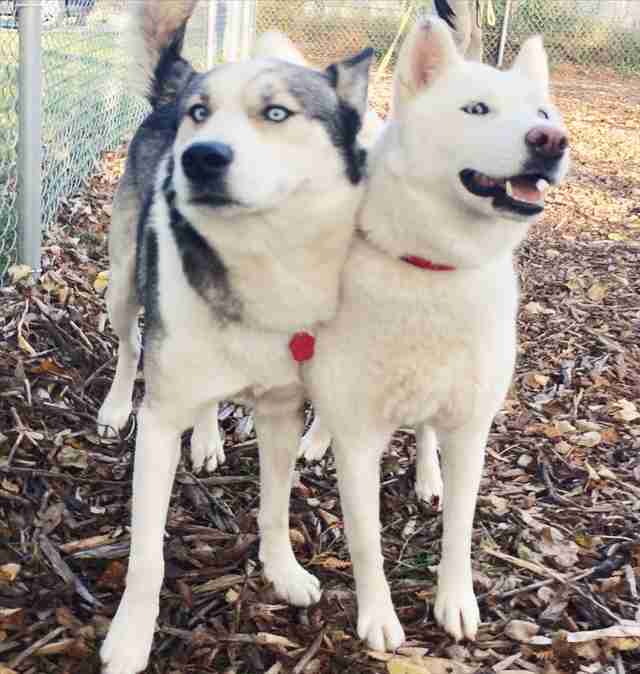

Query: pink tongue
[511,177,541,203]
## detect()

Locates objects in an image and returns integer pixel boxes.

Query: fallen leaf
[57,445,89,470]
[18,334,37,357]
[8,264,33,283]
[505,619,540,643]
[225,588,239,603]
[312,555,352,570]
[613,399,640,422]
[578,432,601,448]
[587,282,607,302]
[525,372,550,388]
[387,657,476,674]
[0,564,20,582]
[93,270,110,293]
[97,561,126,590]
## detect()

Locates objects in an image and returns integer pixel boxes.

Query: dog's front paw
[264,559,322,607]
[97,396,133,438]
[357,601,405,652]
[434,580,480,641]
[101,594,158,674]
[190,425,225,473]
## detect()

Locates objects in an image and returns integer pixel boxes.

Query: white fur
[304,18,569,648]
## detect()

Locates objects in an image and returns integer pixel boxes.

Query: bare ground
[1,67,639,674]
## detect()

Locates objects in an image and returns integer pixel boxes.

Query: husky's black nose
[182,142,234,182]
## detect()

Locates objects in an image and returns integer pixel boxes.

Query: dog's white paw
[100,594,158,674]
[298,421,331,462]
[415,473,443,510]
[357,601,405,652]
[190,425,225,473]
[434,580,480,641]
[98,396,132,438]
[264,559,322,607]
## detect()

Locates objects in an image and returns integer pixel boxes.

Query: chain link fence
[0,0,211,282]
[2,0,639,282]
[255,0,640,69]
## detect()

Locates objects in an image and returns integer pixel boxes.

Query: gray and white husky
[97,2,373,672]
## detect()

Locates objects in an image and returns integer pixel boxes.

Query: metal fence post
[497,0,513,68]
[239,0,256,59]
[18,0,43,273]
[207,0,218,70]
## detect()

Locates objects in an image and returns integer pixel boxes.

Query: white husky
[302,18,570,651]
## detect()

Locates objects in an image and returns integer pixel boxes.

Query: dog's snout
[525,126,568,160]
[182,142,234,182]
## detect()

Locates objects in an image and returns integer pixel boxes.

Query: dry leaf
[17,334,37,357]
[577,432,601,448]
[0,564,20,582]
[57,445,89,470]
[97,560,126,590]
[505,620,540,643]
[525,372,550,388]
[587,282,607,302]
[225,588,239,603]
[93,270,110,293]
[312,555,352,570]
[387,657,476,674]
[8,264,32,283]
[613,399,639,422]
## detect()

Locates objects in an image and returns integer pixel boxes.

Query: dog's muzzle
[460,124,569,217]
[182,141,234,183]
[181,142,236,207]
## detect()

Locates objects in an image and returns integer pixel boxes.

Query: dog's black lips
[459,169,546,217]
[190,193,239,208]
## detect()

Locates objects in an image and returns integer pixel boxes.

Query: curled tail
[253,30,309,66]
[126,0,199,109]
[434,0,456,30]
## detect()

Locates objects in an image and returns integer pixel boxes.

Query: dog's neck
[359,122,529,271]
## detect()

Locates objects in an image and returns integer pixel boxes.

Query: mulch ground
[1,66,639,674]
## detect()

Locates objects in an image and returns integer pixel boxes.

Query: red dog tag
[289,332,315,362]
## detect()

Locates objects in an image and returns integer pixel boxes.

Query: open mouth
[460,169,552,216]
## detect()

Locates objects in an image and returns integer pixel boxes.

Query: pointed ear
[512,36,549,89]
[325,47,375,118]
[393,18,461,113]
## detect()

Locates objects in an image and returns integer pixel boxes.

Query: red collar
[401,255,456,272]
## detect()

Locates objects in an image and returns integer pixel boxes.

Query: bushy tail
[126,0,199,109]
[434,0,456,30]
[253,30,309,66]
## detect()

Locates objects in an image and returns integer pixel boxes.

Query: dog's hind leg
[100,402,182,674]
[333,429,406,651]
[298,412,332,462]
[255,386,322,607]
[190,402,226,473]
[98,183,141,438]
[433,420,489,642]
[414,424,443,509]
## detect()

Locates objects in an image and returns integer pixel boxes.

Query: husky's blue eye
[264,105,292,123]
[462,102,490,115]
[189,104,209,123]
[538,108,550,120]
